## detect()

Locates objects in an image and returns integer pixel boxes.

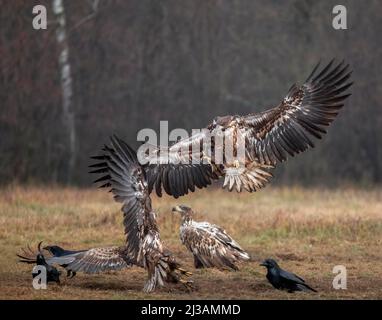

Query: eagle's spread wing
[90,136,152,260]
[46,246,133,274]
[181,222,250,270]
[143,131,220,198]
[91,136,192,292]
[243,60,353,165]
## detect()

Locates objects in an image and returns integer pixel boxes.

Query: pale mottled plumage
[90,136,192,292]
[18,243,133,277]
[140,60,352,197]
[172,205,250,270]
[44,245,134,275]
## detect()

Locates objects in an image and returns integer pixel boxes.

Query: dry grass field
[0,186,381,300]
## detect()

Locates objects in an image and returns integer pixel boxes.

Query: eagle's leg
[193,255,204,269]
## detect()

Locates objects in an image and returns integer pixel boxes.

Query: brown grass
[0,186,381,299]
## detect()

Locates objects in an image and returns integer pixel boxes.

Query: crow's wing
[17,244,41,263]
[279,268,306,284]
[46,246,134,273]
[56,249,87,256]
[243,60,352,166]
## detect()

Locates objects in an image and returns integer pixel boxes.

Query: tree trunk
[52,0,76,184]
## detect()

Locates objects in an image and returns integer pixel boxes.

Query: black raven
[43,245,87,278]
[17,242,61,284]
[260,258,317,293]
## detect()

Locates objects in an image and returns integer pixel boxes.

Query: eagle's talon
[180,279,195,291]
[178,267,192,277]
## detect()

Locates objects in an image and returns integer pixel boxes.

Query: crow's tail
[297,283,317,292]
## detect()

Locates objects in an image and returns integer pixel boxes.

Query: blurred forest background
[0,0,381,187]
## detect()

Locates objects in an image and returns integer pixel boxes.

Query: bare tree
[52,0,76,183]
[1,1,381,186]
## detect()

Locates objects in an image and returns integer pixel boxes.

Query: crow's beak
[259,262,267,267]
[42,246,49,251]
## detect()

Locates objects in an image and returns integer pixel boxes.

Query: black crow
[43,245,87,278]
[17,242,61,284]
[260,258,317,293]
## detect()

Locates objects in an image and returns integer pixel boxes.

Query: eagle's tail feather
[223,163,273,192]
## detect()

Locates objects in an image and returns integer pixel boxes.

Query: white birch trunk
[52,0,76,183]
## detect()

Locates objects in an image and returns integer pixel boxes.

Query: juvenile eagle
[172,205,250,270]
[90,136,192,292]
[132,60,352,197]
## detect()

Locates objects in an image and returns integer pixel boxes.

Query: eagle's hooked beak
[172,206,182,214]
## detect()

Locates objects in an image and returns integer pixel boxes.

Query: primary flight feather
[131,60,352,197]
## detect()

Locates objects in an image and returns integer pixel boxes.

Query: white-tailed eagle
[125,60,352,198]
[172,205,250,270]
[90,136,192,292]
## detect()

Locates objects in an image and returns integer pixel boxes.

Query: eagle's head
[172,205,194,221]
[209,115,235,130]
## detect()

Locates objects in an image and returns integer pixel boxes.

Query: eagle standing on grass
[137,60,352,198]
[90,136,192,292]
[172,205,250,270]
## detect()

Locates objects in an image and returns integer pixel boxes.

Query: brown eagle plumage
[172,205,250,270]
[90,136,192,292]
[18,243,134,276]
[136,60,352,198]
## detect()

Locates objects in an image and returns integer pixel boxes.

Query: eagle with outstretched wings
[90,136,192,292]
[119,60,352,198]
